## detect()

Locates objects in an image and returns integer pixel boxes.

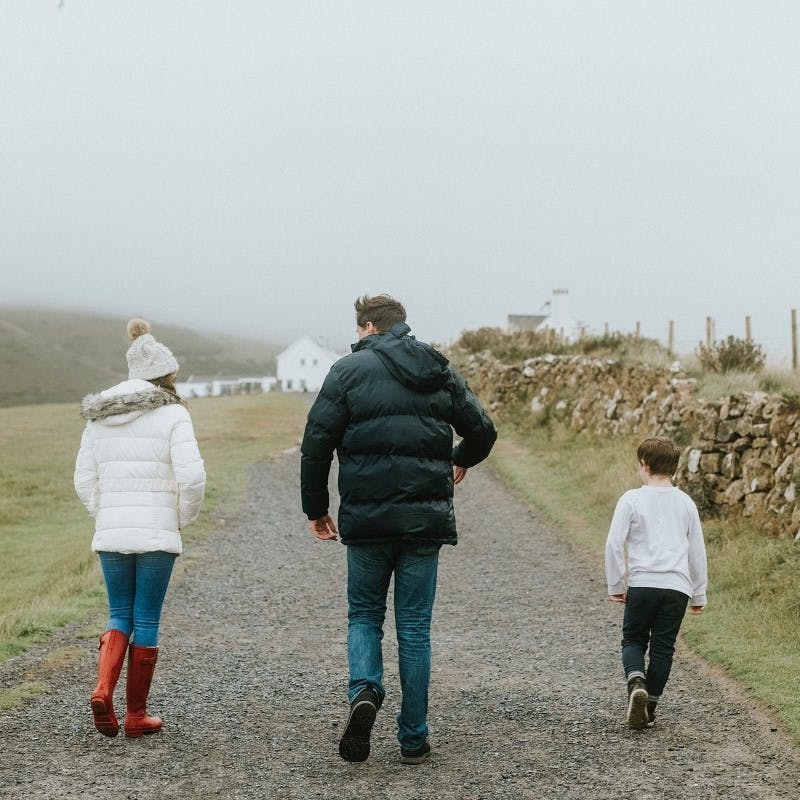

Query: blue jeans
[346,541,440,751]
[98,551,176,648]
[621,586,689,698]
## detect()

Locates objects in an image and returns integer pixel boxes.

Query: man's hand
[609,593,626,604]
[309,515,338,541]
[453,466,468,485]
[690,604,705,615]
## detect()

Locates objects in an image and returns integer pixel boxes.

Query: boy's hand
[609,593,626,604]
[690,604,705,615]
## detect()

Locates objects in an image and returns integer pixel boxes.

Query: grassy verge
[0,393,309,663]
[490,423,800,742]
[184,392,311,540]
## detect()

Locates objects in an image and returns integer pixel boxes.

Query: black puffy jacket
[300,322,497,545]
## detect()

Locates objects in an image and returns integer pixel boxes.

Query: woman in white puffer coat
[74,319,205,739]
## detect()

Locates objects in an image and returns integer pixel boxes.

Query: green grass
[186,392,311,539]
[0,393,309,663]
[676,355,800,404]
[490,423,800,742]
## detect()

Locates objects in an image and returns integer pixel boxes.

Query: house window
[300,358,306,366]
[313,359,318,366]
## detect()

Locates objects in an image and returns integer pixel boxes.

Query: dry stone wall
[452,349,800,541]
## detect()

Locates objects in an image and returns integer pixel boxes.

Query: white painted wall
[276,337,341,391]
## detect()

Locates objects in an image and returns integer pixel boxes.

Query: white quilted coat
[74,379,206,554]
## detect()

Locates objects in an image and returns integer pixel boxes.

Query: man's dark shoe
[647,699,657,725]
[338,688,379,763]
[626,676,649,730]
[400,740,431,765]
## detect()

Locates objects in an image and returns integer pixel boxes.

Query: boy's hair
[637,437,680,476]
[354,294,406,331]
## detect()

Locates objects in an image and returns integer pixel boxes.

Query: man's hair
[354,294,406,331]
[637,436,680,476]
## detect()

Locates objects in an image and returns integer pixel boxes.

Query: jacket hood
[353,322,450,392]
[81,379,182,426]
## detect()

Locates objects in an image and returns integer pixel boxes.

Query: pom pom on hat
[125,318,179,380]
[127,318,152,340]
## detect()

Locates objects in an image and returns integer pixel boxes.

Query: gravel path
[1,449,799,799]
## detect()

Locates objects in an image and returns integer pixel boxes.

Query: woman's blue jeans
[346,541,440,751]
[98,551,176,648]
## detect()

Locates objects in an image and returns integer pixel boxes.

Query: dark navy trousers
[621,586,689,698]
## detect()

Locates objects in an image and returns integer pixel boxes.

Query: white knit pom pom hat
[125,318,180,380]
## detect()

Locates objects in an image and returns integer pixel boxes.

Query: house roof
[276,337,342,362]
[508,314,548,325]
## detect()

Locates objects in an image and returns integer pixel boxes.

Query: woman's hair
[148,374,187,407]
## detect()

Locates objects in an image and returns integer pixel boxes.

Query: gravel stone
[1,450,799,798]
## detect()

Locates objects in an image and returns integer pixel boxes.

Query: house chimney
[549,289,570,328]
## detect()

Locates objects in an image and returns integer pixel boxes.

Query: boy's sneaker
[626,676,649,730]
[400,740,431,765]
[338,688,379,763]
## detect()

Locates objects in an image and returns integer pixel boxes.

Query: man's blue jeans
[346,541,440,751]
[98,551,176,648]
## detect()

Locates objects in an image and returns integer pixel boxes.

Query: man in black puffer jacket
[301,294,496,765]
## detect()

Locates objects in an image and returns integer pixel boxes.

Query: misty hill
[0,307,283,407]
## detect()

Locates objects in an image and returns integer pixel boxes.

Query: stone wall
[677,393,800,538]
[452,349,800,540]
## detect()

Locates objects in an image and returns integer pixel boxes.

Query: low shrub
[695,336,766,373]
[455,327,570,363]
[454,328,671,366]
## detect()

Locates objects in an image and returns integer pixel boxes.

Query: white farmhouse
[276,337,342,392]
[508,288,583,341]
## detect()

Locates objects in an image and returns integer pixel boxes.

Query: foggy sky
[2,1,799,359]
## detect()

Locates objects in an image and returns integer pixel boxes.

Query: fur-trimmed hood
[81,379,183,426]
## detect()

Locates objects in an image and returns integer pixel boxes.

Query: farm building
[276,337,342,392]
[508,288,582,341]
[176,375,277,399]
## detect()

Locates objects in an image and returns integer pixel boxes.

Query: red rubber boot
[90,629,129,737]
[124,645,163,738]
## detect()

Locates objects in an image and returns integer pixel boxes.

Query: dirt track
[1,449,799,799]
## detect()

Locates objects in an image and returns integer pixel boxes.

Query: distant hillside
[0,307,284,407]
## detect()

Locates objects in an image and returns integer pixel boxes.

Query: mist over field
[0,307,281,407]
[1,2,799,360]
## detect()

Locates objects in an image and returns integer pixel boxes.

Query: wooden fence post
[706,317,713,348]
[635,321,641,338]
[604,322,609,337]
[668,320,674,357]
[745,316,752,342]
[792,309,798,370]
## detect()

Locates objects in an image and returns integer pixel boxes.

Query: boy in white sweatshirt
[605,436,708,730]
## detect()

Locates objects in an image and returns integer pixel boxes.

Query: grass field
[0,393,310,664]
[489,424,800,742]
